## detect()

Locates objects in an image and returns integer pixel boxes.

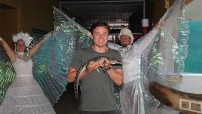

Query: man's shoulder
[108,47,120,53]
[107,42,121,50]
[108,47,121,56]
[78,46,92,52]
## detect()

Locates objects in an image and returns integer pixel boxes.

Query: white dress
[0,57,56,114]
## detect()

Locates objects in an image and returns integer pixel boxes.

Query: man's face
[92,26,109,48]
[120,35,131,47]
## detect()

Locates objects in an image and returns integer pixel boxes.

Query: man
[108,22,162,114]
[67,21,123,114]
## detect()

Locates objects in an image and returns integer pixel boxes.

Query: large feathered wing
[0,45,15,104]
[140,0,189,113]
[31,7,92,105]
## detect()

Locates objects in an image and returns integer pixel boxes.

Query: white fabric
[108,28,158,114]
[0,36,2,41]
[0,57,56,114]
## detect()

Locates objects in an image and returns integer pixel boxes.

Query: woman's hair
[90,21,110,34]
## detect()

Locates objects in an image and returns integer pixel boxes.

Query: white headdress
[12,31,33,47]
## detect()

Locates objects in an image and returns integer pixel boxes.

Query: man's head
[118,28,134,47]
[90,21,110,48]
[90,21,110,34]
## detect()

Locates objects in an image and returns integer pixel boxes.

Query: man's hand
[86,57,112,73]
[86,61,100,73]
[155,20,164,29]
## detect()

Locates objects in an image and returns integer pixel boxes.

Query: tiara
[12,32,33,47]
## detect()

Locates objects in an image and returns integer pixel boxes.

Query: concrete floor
[54,83,79,114]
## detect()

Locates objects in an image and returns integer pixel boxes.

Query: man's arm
[67,60,103,83]
[67,56,123,85]
[67,67,77,83]
[29,32,52,56]
[0,38,16,63]
[106,68,123,86]
[133,20,163,52]
[102,58,123,86]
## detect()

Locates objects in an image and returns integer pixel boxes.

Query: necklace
[17,52,30,62]
[119,45,131,51]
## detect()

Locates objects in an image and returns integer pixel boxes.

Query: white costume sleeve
[107,42,121,50]
[132,28,159,54]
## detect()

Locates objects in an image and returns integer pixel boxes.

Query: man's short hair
[90,21,110,34]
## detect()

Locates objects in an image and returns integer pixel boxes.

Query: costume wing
[0,45,15,104]
[31,7,92,105]
[141,0,189,113]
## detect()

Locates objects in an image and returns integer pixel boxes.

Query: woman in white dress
[0,32,56,114]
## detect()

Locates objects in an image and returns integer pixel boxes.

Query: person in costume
[0,32,56,114]
[67,21,123,114]
[107,22,163,114]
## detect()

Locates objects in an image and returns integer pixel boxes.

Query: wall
[153,0,193,24]
[184,20,202,73]
[21,0,59,34]
[0,0,20,48]
[153,0,175,24]
[186,0,202,20]
[0,0,59,49]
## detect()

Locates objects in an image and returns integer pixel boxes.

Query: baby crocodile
[74,56,122,101]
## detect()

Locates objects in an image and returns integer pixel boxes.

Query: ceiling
[59,0,145,30]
